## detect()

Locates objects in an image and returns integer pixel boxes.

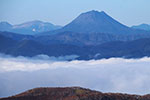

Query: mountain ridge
[0,20,62,35]
[131,23,150,31]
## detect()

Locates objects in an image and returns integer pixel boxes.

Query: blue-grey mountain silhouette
[61,10,130,33]
[0,21,12,31]
[0,20,62,35]
[131,24,150,31]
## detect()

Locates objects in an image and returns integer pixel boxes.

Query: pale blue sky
[0,0,150,26]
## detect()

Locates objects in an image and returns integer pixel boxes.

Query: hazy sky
[0,0,150,26]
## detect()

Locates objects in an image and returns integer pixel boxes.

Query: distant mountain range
[131,24,150,31]
[1,87,150,100]
[0,20,62,35]
[37,10,150,46]
[0,10,150,59]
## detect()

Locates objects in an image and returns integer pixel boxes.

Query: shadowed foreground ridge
[1,87,150,100]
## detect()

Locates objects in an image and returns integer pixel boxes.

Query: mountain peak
[62,10,129,33]
[83,10,105,14]
[80,10,107,17]
[84,10,100,14]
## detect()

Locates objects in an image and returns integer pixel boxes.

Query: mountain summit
[62,10,130,33]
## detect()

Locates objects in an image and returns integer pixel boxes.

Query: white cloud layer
[0,54,150,97]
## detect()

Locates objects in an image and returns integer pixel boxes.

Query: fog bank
[0,54,150,97]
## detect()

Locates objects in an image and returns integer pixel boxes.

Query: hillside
[1,87,150,100]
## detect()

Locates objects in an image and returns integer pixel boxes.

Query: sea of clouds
[0,53,150,97]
